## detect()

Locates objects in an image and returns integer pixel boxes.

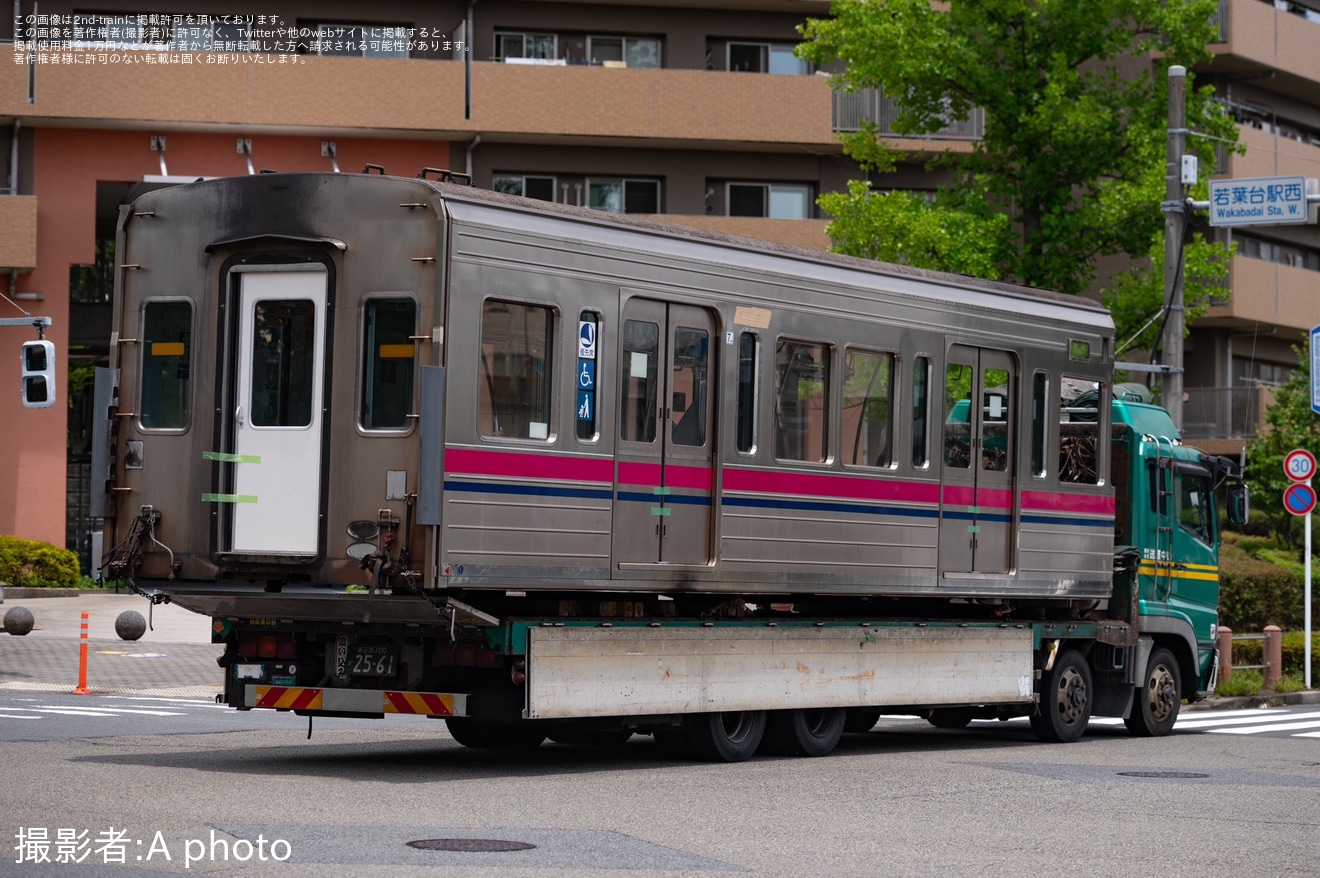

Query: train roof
[126,171,1113,331]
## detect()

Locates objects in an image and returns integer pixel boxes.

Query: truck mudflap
[243,685,468,717]
[524,623,1036,720]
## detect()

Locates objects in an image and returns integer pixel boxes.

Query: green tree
[799,0,1238,298]
[1244,350,1320,543]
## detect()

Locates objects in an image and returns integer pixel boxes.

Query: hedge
[1216,536,1303,630]
[0,535,81,589]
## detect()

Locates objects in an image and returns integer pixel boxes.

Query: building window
[587,35,661,67]
[774,339,829,463]
[842,349,895,468]
[479,300,553,441]
[495,31,557,61]
[1235,232,1320,271]
[306,23,410,58]
[492,174,556,202]
[588,178,660,214]
[140,300,192,430]
[728,42,809,75]
[170,19,254,52]
[727,183,812,219]
[360,298,416,430]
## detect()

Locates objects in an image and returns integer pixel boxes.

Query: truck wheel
[760,708,846,757]
[926,708,974,729]
[1123,647,1182,737]
[445,718,545,751]
[547,727,633,747]
[843,708,882,734]
[1029,648,1092,743]
[686,711,766,763]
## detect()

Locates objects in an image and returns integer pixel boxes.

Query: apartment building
[0,0,1314,563]
[1185,0,1320,455]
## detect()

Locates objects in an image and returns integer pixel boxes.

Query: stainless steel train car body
[99,172,1116,616]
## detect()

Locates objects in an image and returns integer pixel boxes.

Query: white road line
[1174,710,1320,730]
[0,713,42,719]
[1209,719,1320,735]
[23,708,120,717]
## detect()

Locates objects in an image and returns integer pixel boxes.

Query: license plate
[348,644,397,677]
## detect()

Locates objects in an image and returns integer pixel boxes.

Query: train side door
[614,298,715,567]
[223,267,328,556]
[939,345,1016,576]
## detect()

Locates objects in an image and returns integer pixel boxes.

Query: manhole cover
[1117,771,1210,779]
[407,839,537,853]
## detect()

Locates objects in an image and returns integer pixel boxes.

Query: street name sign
[1208,176,1309,227]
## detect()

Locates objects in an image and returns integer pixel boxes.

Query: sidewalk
[0,591,222,698]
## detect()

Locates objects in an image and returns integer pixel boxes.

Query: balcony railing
[1181,384,1276,441]
[832,87,985,140]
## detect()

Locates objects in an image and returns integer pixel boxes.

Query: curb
[1186,690,1320,711]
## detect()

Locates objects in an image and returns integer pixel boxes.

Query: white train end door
[225,267,328,557]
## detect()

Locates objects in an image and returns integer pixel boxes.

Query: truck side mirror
[1225,483,1249,526]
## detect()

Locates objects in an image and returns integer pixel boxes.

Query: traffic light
[20,339,56,409]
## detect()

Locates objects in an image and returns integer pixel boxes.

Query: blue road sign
[1284,483,1317,517]
[1312,325,1320,416]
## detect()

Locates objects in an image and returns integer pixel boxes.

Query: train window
[671,326,709,446]
[943,362,973,469]
[250,300,315,427]
[479,300,553,441]
[736,332,758,454]
[774,339,829,463]
[576,311,599,442]
[621,319,660,442]
[842,349,894,468]
[980,363,1010,472]
[360,298,416,430]
[1030,371,1049,478]
[139,300,192,430]
[911,356,930,468]
[1059,377,1103,484]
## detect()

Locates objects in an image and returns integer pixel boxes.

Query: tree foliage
[799,0,1238,298]
[1244,349,1320,543]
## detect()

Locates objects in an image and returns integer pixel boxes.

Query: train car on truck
[92,170,1247,761]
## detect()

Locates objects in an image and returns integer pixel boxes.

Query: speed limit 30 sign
[1284,448,1317,483]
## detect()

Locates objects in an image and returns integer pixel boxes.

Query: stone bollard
[115,610,147,641]
[4,605,34,636]
[1216,625,1233,686]
[1262,625,1283,690]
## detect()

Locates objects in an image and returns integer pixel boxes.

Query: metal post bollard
[1216,625,1233,686]
[1262,625,1283,691]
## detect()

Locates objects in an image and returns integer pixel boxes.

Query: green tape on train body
[201,493,259,504]
[650,507,671,516]
[202,451,262,464]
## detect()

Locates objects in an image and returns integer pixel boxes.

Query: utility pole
[1162,65,1187,431]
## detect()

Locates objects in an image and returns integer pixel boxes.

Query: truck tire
[686,711,766,763]
[444,718,545,751]
[1029,648,1092,743]
[1123,647,1182,737]
[760,708,846,757]
[843,708,882,734]
[926,708,974,729]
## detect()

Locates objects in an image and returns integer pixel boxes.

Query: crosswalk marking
[1172,709,1320,730]
[874,707,1320,738]
[1210,718,1320,735]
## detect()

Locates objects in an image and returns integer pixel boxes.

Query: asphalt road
[2,702,1319,878]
